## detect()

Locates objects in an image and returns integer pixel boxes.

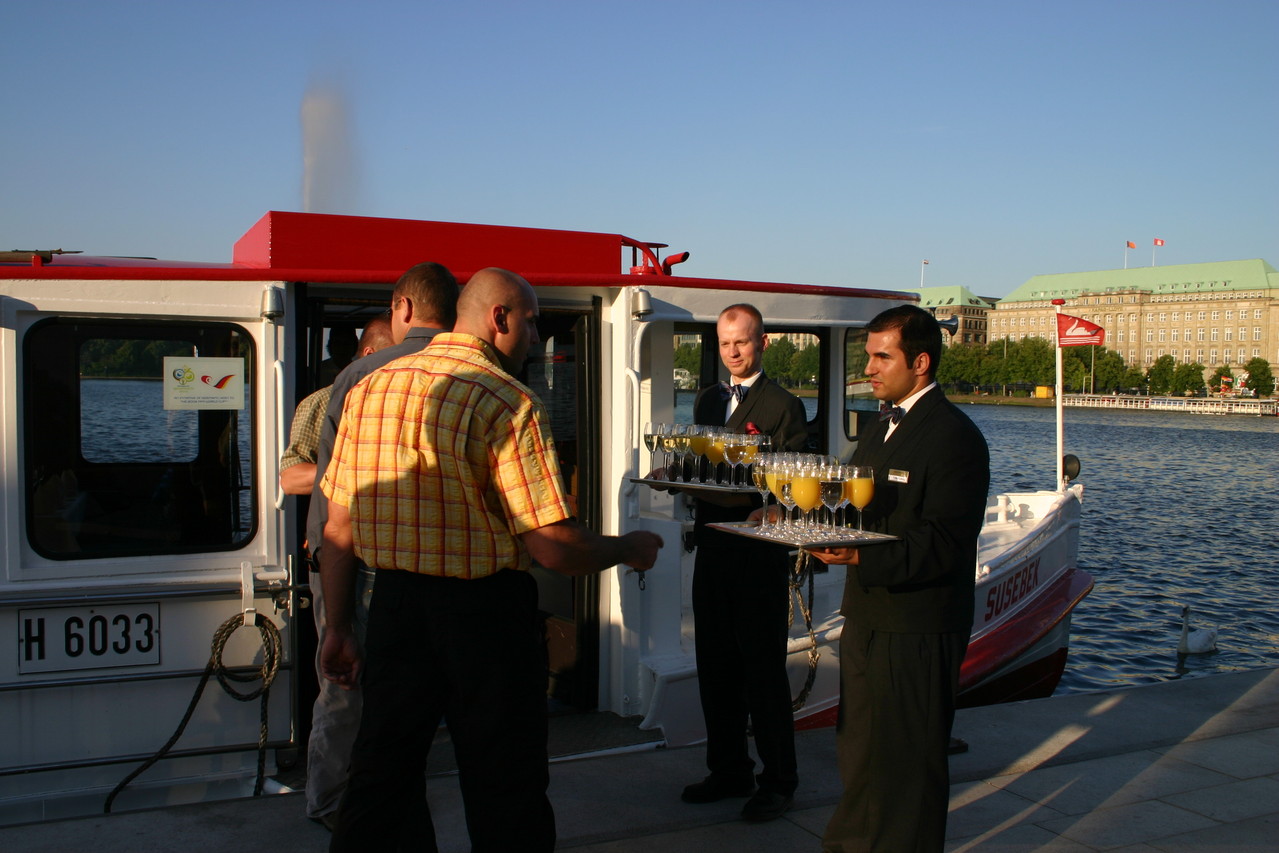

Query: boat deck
[5,666,1276,852]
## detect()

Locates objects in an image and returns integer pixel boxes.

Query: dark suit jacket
[845,385,989,634]
[692,374,808,543]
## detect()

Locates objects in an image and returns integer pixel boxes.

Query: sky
[4,0,1276,298]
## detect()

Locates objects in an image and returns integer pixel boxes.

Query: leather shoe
[741,788,793,822]
[681,775,755,804]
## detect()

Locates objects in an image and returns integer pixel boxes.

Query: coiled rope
[104,610,283,813]
[787,549,820,712]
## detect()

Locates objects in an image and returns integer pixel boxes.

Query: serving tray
[628,476,759,496]
[706,521,899,549]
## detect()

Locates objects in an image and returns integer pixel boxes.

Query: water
[965,403,1279,695]
[677,389,1279,695]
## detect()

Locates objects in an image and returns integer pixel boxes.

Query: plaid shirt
[280,385,332,472]
[321,333,572,579]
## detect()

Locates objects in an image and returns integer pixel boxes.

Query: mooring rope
[104,610,282,813]
[787,549,820,712]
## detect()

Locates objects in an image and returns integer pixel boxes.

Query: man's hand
[807,546,861,566]
[620,530,664,572]
[320,625,362,690]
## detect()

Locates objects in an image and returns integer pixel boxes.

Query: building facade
[917,285,999,346]
[989,259,1279,370]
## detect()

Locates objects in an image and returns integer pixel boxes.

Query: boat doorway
[522,305,602,713]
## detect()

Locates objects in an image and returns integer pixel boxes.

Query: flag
[1220,375,1233,385]
[922,259,930,265]
[1055,313,1105,347]
[1126,241,1136,249]
[1153,238,1165,246]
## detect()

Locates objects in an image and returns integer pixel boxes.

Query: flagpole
[920,259,928,288]
[1052,299,1065,491]
[1124,245,1129,269]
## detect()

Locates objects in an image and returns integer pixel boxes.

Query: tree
[791,343,821,389]
[1242,358,1274,397]
[936,343,984,389]
[673,343,701,375]
[1146,355,1175,395]
[762,337,797,387]
[1170,362,1206,396]
[1008,337,1055,387]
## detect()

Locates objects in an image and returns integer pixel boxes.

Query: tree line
[673,340,823,390]
[936,337,1276,398]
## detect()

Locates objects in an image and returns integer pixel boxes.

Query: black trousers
[330,568,553,853]
[691,542,798,794]
[822,623,967,853]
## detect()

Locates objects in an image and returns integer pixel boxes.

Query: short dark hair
[393,262,459,329]
[866,304,942,378]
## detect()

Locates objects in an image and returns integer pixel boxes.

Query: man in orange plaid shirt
[319,268,662,852]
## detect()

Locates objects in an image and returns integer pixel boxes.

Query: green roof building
[992,259,1279,369]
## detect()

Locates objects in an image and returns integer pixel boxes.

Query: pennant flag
[922,259,930,265]
[1126,241,1136,249]
[1153,238,1165,246]
[1056,313,1106,347]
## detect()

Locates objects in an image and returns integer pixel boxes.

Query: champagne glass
[686,425,710,483]
[771,459,794,533]
[819,464,845,535]
[704,427,727,484]
[777,466,798,536]
[791,459,822,534]
[669,424,690,482]
[642,422,659,474]
[751,454,772,531]
[846,465,874,531]
[723,433,748,487]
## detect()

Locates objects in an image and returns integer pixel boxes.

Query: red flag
[1056,313,1106,347]
[1126,241,1136,249]
[1153,238,1165,246]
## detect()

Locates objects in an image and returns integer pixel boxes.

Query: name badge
[888,469,909,484]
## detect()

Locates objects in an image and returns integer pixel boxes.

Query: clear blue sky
[4,0,1276,297]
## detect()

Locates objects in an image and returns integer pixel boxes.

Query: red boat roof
[0,211,913,301]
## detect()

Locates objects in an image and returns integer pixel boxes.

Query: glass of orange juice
[846,465,874,531]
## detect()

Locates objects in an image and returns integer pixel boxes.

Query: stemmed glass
[686,425,709,483]
[772,459,795,533]
[819,464,846,535]
[846,465,875,531]
[643,422,661,475]
[704,427,727,484]
[790,460,822,535]
[723,433,748,487]
[751,454,772,531]
[670,425,693,482]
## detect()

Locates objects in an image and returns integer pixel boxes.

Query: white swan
[1178,605,1218,655]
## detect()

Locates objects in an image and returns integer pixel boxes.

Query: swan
[1178,605,1218,655]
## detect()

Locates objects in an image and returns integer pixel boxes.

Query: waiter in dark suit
[810,304,989,852]
[680,303,809,823]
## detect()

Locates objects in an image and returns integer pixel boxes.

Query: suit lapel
[726,375,769,430]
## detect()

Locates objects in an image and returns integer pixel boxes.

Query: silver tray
[628,476,759,495]
[707,521,899,549]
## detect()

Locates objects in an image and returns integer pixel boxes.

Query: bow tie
[879,403,905,424]
[720,381,748,403]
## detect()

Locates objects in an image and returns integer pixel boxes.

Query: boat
[0,211,1090,825]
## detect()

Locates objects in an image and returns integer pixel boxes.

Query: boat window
[672,322,822,450]
[24,319,257,560]
[844,327,878,441]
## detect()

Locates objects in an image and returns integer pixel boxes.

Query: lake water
[676,390,1279,695]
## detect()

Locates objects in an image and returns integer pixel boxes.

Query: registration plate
[18,603,161,674]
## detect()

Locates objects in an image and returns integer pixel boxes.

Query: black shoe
[681,775,756,804]
[948,737,969,755]
[741,788,793,822]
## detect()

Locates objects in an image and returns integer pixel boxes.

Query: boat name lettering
[983,557,1041,623]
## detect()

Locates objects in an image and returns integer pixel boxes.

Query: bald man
[320,268,663,852]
